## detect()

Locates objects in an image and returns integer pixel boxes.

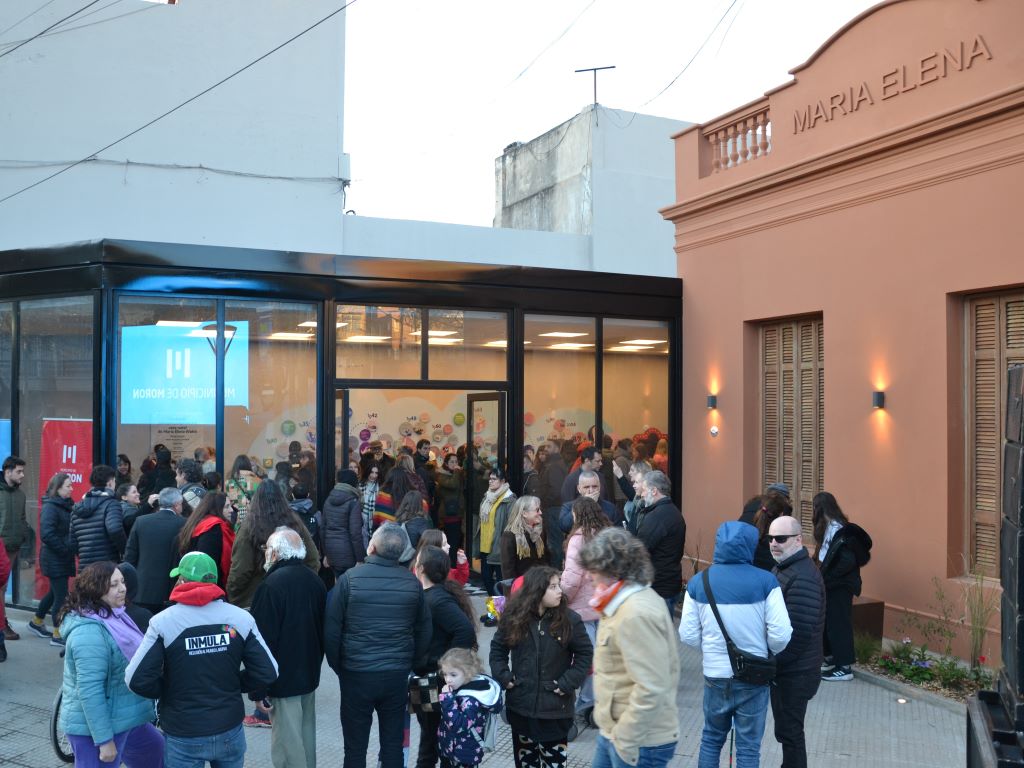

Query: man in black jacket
[634,470,686,617]
[325,523,431,768]
[250,527,327,768]
[70,464,126,566]
[127,550,278,767]
[125,486,186,614]
[768,515,826,768]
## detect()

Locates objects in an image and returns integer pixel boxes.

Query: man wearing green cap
[126,551,279,767]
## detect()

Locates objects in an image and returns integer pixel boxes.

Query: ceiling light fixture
[428,338,464,345]
[539,331,589,338]
[607,345,654,352]
[483,340,508,348]
[412,330,458,337]
[619,338,667,345]
[269,332,315,340]
[344,335,391,343]
[549,343,594,350]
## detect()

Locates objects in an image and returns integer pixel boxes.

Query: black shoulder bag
[701,569,777,686]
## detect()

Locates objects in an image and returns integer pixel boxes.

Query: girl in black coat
[412,545,476,768]
[489,566,593,768]
[30,473,76,639]
[814,491,872,682]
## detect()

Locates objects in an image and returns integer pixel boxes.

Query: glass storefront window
[224,300,318,504]
[17,295,93,606]
[523,314,596,462]
[427,309,507,381]
[116,296,218,489]
[337,305,421,380]
[602,318,670,470]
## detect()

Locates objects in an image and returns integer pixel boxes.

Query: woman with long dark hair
[226,479,320,609]
[813,491,872,682]
[374,456,422,529]
[177,491,236,590]
[116,454,133,486]
[751,490,790,572]
[560,496,611,730]
[489,566,592,768]
[29,472,75,641]
[412,545,477,768]
[58,561,163,766]
[396,489,432,549]
[435,452,466,552]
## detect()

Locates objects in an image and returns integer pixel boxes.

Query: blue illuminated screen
[120,323,249,425]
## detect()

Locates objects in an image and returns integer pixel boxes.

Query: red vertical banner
[35,419,93,598]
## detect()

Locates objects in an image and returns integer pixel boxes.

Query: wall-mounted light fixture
[872,391,886,409]
[707,394,718,410]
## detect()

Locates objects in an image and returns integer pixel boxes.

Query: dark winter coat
[820,523,872,597]
[402,515,432,549]
[537,454,567,511]
[136,465,176,500]
[499,531,550,582]
[413,453,437,505]
[559,467,609,504]
[322,483,365,573]
[324,554,431,674]
[420,584,476,672]
[635,496,686,598]
[70,488,127,566]
[772,547,826,677]
[40,495,75,578]
[435,468,465,526]
[249,557,327,700]
[125,508,186,608]
[0,478,27,552]
[489,608,593,720]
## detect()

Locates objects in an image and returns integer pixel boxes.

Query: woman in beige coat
[578,527,680,768]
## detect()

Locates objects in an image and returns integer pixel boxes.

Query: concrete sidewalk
[0,603,964,767]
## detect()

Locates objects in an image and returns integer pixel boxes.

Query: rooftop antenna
[575,65,615,124]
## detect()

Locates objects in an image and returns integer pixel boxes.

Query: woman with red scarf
[578,527,680,768]
[176,491,236,590]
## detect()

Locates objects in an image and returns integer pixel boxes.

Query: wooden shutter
[761,317,824,536]
[967,291,1024,577]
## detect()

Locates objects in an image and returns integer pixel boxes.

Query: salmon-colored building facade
[663,0,1024,660]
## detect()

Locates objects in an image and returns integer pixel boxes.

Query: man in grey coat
[768,515,826,768]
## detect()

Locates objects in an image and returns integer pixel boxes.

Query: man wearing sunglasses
[767,516,825,768]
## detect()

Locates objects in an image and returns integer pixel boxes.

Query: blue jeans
[164,724,245,768]
[663,595,678,621]
[698,677,770,768]
[592,732,675,768]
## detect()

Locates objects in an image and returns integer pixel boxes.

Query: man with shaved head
[768,516,825,768]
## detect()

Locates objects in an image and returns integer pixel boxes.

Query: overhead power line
[640,0,740,107]
[0,0,359,206]
[0,0,106,59]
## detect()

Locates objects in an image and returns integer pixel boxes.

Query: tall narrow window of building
[967,292,1024,577]
[760,317,824,536]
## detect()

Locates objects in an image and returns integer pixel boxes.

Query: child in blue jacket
[438,648,503,768]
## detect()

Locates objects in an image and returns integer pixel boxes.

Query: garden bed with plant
[852,573,998,703]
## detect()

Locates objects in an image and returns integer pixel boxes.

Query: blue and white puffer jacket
[679,521,793,679]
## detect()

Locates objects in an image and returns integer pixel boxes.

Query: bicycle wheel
[50,687,74,763]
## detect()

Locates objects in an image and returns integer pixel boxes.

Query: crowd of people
[0,435,872,768]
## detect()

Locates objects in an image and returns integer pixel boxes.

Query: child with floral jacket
[438,648,503,768]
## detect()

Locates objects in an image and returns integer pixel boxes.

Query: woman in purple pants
[58,561,164,767]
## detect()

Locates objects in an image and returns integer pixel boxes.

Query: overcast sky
[343,0,877,227]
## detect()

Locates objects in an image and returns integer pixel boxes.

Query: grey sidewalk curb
[853,666,967,716]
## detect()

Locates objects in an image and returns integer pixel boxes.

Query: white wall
[492,106,689,277]
[0,0,346,252]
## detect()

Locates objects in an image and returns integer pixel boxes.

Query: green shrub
[853,632,881,664]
